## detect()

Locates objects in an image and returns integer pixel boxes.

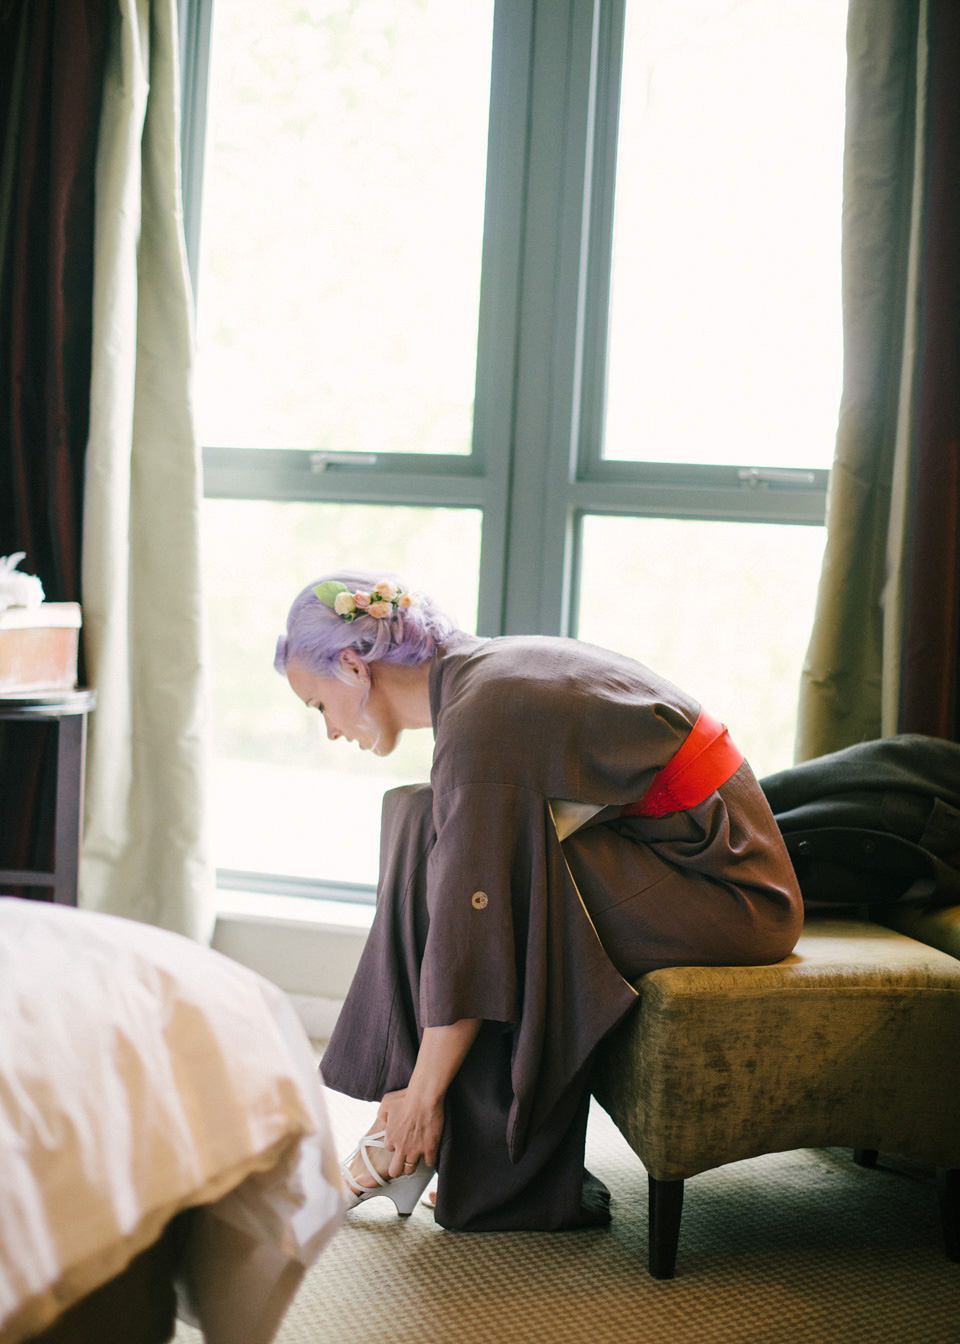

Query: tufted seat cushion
[593,919,960,1184]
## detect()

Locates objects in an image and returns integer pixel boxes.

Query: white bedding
[0,899,343,1344]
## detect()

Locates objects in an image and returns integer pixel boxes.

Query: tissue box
[0,604,81,693]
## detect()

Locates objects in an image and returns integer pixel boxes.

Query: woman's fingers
[387,1143,419,1179]
[378,1094,420,1176]
[379,1114,419,1172]
[379,1092,444,1177]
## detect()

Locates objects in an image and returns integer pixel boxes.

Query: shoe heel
[388,1161,435,1216]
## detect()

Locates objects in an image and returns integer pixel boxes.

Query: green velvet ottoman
[592,919,960,1278]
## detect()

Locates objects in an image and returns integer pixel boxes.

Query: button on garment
[471,891,488,909]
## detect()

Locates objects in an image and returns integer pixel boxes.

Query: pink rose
[353,591,372,608]
[368,600,391,619]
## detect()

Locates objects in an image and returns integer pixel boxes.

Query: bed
[0,898,344,1344]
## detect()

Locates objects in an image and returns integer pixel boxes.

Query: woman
[275,571,803,1233]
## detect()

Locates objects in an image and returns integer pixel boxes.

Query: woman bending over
[275,571,802,1232]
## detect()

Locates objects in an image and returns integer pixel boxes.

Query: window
[181,0,846,902]
[202,499,482,890]
[185,0,498,897]
[193,1,493,457]
[600,0,844,472]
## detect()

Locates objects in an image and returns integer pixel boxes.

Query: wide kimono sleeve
[418,780,638,1161]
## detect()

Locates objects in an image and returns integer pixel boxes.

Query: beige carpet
[175,1088,959,1344]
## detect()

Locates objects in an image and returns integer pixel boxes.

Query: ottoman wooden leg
[937,1168,960,1262]
[648,1176,684,1279]
[853,1149,879,1168]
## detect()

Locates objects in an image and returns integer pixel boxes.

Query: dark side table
[0,689,96,906]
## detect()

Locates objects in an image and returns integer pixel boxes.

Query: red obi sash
[620,707,745,820]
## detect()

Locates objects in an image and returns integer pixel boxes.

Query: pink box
[0,604,82,693]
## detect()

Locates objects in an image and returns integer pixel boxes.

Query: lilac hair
[274,570,460,682]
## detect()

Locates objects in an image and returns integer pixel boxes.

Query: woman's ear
[340,648,369,685]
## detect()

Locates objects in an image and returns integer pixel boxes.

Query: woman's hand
[377,1018,482,1178]
[377,1087,445,1177]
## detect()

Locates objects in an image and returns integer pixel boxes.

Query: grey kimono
[321,633,802,1231]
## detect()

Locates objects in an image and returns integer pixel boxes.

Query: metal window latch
[310,452,379,473]
[737,467,818,488]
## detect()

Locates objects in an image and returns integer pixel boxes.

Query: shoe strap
[341,1129,389,1195]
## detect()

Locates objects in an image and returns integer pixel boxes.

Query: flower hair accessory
[313,579,417,622]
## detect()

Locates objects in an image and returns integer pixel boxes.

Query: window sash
[181,0,829,902]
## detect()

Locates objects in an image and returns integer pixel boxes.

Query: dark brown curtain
[899,0,960,741]
[0,0,109,888]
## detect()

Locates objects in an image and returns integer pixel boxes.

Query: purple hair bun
[274,570,458,680]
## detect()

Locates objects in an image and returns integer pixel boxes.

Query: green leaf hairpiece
[313,581,349,608]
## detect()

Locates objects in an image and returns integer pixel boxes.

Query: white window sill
[211,890,372,1033]
[215,887,375,932]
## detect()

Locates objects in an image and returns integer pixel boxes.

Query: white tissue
[0,553,45,613]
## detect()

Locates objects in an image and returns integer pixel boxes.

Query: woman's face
[286,653,401,756]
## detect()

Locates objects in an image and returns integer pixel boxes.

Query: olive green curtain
[796,0,927,760]
[80,0,214,937]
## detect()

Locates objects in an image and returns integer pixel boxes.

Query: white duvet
[0,899,344,1344]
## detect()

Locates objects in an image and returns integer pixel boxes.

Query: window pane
[203,501,482,889]
[575,515,826,777]
[196,0,494,455]
[603,0,846,468]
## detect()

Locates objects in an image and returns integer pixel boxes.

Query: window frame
[181,0,829,903]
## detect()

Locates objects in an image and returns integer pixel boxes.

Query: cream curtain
[795,0,928,760]
[81,0,213,938]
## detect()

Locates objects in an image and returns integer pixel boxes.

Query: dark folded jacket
[759,734,960,909]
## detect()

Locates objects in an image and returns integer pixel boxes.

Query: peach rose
[398,592,415,609]
[368,600,391,619]
[352,591,372,608]
[374,579,399,601]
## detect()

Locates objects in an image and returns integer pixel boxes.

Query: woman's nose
[325,721,341,741]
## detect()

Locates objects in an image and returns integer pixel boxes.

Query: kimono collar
[428,631,489,735]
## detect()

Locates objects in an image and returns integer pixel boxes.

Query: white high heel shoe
[340,1130,435,1216]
